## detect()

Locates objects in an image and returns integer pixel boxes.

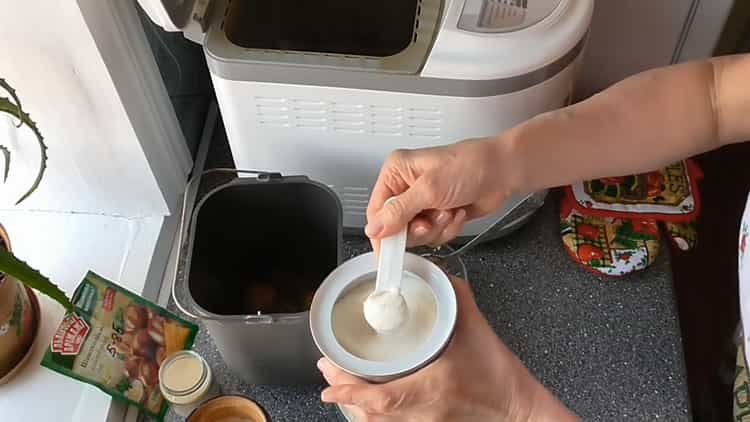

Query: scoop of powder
[363,288,409,333]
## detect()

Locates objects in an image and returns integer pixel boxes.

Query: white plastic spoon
[363,202,409,333]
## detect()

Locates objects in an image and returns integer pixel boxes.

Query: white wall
[0,0,191,217]
[577,0,732,99]
[678,0,735,62]
[576,0,694,99]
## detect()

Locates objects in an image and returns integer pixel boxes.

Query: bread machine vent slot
[254,97,442,139]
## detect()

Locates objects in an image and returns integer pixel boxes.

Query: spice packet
[41,271,198,420]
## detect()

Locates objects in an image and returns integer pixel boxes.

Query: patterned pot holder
[560,160,703,276]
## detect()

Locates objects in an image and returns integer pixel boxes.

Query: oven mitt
[560,160,703,277]
[560,195,662,276]
[663,220,698,251]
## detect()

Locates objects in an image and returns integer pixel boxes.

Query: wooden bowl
[187,395,268,422]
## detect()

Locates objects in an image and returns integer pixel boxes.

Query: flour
[363,288,408,333]
[331,273,437,362]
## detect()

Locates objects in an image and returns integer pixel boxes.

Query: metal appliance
[138,0,593,237]
[175,170,342,384]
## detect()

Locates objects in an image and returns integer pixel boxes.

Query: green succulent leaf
[0,78,23,127]
[0,248,73,311]
[0,145,9,182]
[0,94,48,205]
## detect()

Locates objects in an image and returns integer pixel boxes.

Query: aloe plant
[0,79,70,310]
[0,247,73,311]
[0,78,47,205]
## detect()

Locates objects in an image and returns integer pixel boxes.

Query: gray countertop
[164,201,690,421]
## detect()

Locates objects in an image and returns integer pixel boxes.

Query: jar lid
[159,350,211,404]
[309,252,457,381]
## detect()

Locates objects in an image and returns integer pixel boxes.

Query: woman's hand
[365,138,516,247]
[318,277,577,422]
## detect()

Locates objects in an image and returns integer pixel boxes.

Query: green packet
[41,271,198,420]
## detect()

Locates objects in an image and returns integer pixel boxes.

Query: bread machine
[138,0,594,237]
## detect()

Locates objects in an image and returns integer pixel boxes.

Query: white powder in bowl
[363,288,408,333]
[331,273,437,362]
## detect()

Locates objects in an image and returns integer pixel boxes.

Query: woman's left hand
[317,277,577,422]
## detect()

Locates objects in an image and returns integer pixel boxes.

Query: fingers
[319,359,400,417]
[366,181,433,239]
[318,358,367,386]
[406,208,467,247]
[371,212,437,255]
[366,150,412,238]
[372,214,435,255]
[406,209,451,247]
[373,207,462,253]
[340,405,378,422]
[321,383,406,415]
[367,174,398,236]
[319,356,412,415]
[321,384,371,405]
[429,208,467,246]
[407,215,434,244]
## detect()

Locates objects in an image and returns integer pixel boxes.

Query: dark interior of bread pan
[188,182,340,315]
[222,0,419,57]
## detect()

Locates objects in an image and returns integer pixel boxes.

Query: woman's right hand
[366,137,516,247]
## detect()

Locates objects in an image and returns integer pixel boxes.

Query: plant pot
[0,224,40,384]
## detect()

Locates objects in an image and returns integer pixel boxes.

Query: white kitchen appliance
[138,0,593,237]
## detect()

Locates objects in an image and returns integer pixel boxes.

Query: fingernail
[454,208,467,222]
[317,358,326,371]
[365,222,383,238]
[413,225,429,237]
[321,388,334,403]
[436,211,451,225]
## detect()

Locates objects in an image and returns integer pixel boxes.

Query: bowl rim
[309,251,457,379]
[186,394,268,422]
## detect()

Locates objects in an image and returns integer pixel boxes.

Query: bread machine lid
[136,0,202,32]
[458,0,563,33]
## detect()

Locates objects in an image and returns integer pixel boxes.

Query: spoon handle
[375,225,408,292]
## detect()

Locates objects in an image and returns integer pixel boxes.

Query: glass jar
[159,350,221,417]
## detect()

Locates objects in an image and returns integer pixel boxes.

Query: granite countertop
[165,201,690,422]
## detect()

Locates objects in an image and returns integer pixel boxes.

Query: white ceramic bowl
[309,251,457,383]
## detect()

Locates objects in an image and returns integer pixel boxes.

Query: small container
[159,350,221,417]
[187,395,268,422]
[310,251,458,383]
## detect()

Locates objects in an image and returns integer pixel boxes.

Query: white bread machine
[139,0,594,237]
